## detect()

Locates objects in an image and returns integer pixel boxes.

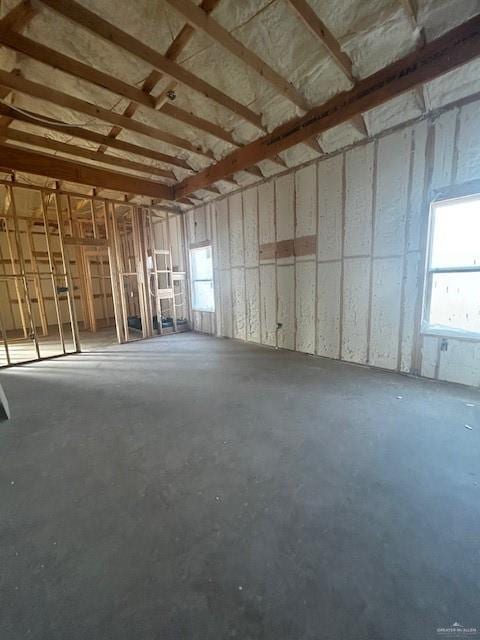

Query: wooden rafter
[173,14,480,198]
[0,127,176,180]
[94,0,221,156]
[0,143,173,199]
[0,103,192,170]
[38,0,264,130]
[0,20,239,148]
[0,69,214,159]
[165,0,309,111]
[287,0,354,82]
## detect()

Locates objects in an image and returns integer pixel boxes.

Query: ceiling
[0,0,479,209]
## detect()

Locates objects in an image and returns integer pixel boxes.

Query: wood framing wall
[186,97,480,388]
[0,184,189,366]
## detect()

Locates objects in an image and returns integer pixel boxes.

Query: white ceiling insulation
[0,0,479,208]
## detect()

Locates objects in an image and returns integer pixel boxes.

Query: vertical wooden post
[40,191,66,354]
[53,188,81,353]
[25,220,49,336]
[0,307,11,365]
[104,201,124,344]
[8,184,40,359]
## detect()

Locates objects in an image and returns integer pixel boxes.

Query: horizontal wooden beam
[165,0,309,110]
[0,103,192,170]
[0,144,174,199]
[174,14,480,198]
[0,69,214,159]
[0,127,176,180]
[63,237,108,247]
[38,0,264,130]
[0,24,238,147]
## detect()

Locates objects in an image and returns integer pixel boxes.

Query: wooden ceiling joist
[287,0,354,83]
[94,0,221,159]
[0,127,176,180]
[38,0,265,130]
[0,23,238,148]
[0,103,192,171]
[165,0,309,111]
[173,14,480,198]
[0,69,216,160]
[0,143,174,199]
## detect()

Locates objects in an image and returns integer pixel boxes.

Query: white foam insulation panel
[203,92,480,387]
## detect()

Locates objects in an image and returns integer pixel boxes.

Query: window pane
[429,271,480,334]
[431,198,480,268]
[191,246,213,280]
[192,280,214,311]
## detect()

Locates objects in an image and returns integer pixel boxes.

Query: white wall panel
[277,265,295,350]
[420,336,439,379]
[431,109,457,190]
[231,267,246,340]
[438,340,480,387]
[229,193,244,267]
[344,143,374,257]
[194,206,207,243]
[258,181,275,246]
[342,257,370,363]
[260,264,276,346]
[243,188,258,268]
[219,269,232,338]
[295,164,317,237]
[245,268,261,344]
[374,130,411,257]
[369,257,403,370]
[296,261,316,354]
[317,154,343,262]
[456,102,480,184]
[407,121,428,253]
[215,200,230,269]
[275,174,294,241]
[400,251,422,373]
[316,261,341,358]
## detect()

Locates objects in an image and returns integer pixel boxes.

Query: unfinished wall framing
[185,96,480,388]
[0,182,189,367]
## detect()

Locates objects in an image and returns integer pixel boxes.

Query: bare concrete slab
[0,333,479,639]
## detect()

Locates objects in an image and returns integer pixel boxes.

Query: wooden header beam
[174,13,480,198]
[0,144,174,200]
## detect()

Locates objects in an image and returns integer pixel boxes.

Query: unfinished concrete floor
[1,333,479,639]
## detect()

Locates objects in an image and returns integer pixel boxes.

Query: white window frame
[189,244,215,313]
[422,192,480,341]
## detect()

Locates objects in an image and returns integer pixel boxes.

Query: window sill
[192,309,215,314]
[422,327,480,342]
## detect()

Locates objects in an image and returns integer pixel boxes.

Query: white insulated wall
[185,99,480,388]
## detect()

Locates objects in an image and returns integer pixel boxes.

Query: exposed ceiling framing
[0,0,477,204]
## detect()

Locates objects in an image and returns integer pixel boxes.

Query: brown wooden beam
[0,69,214,159]
[0,144,174,200]
[286,0,354,82]
[0,23,238,147]
[0,127,176,180]
[165,0,309,110]
[0,103,192,170]
[174,14,480,198]
[38,0,264,130]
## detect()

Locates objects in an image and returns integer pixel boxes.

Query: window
[423,194,480,338]
[190,245,214,312]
